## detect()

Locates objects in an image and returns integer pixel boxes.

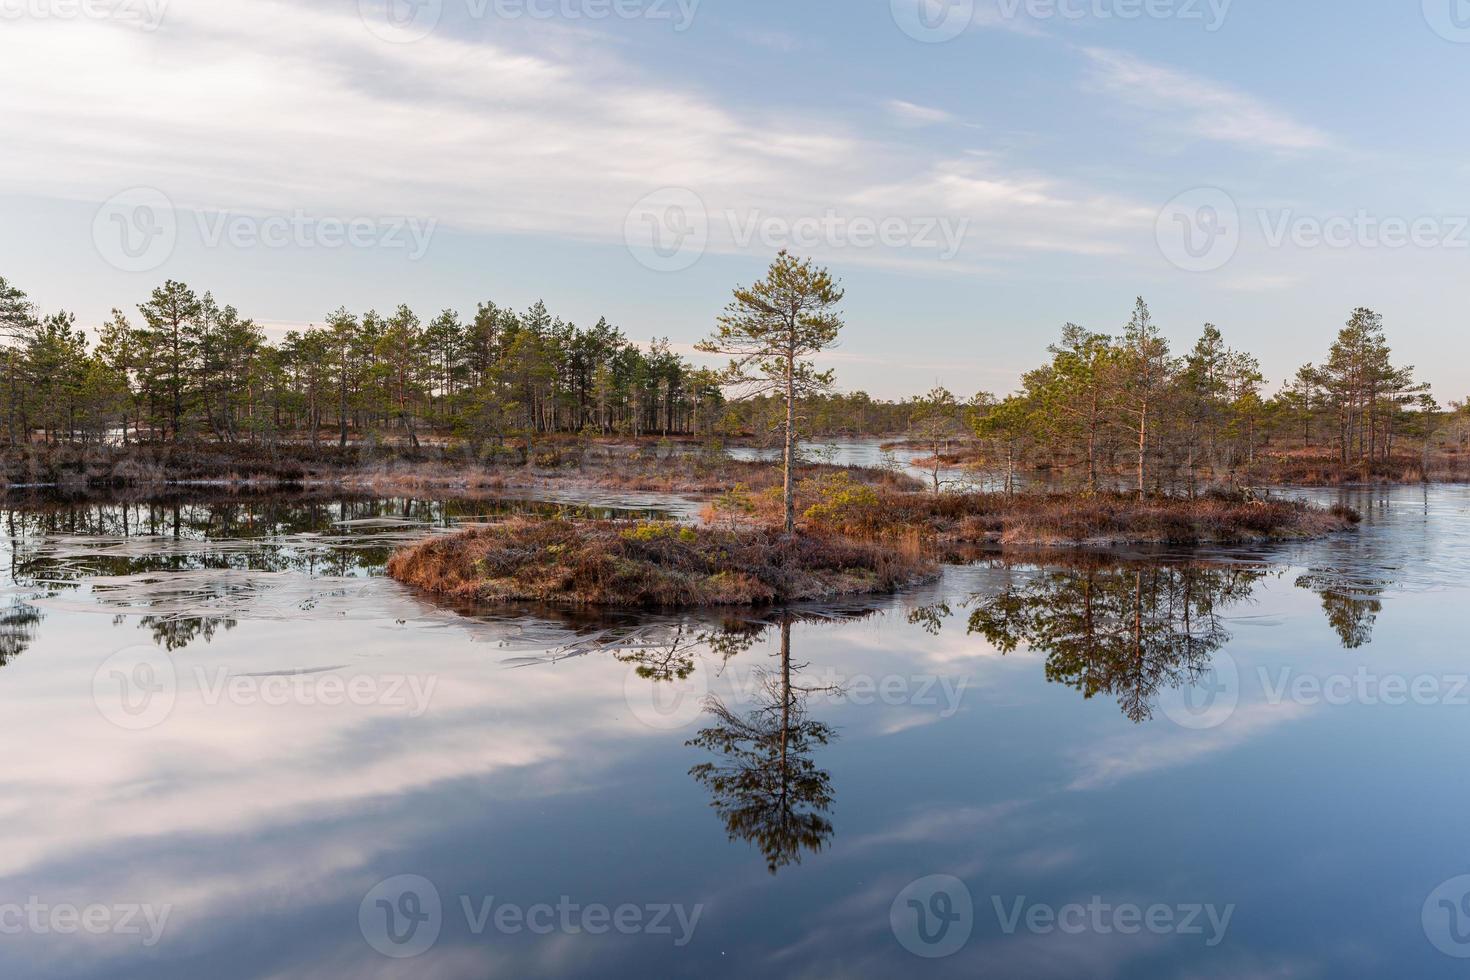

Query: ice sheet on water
[27,565,679,653]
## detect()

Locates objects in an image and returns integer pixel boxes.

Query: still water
[1,484,1468,977]
[729,438,987,490]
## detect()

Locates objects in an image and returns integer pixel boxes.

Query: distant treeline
[0,275,921,447]
[1,276,1464,481]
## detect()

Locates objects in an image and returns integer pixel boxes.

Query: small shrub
[801,471,885,536]
[709,484,758,530]
[621,521,698,544]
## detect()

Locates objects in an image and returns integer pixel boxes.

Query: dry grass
[535,447,924,495]
[937,492,1357,546]
[1,442,394,489]
[1258,446,1470,485]
[386,518,938,608]
[386,489,1356,612]
[752,481,1361,547]
[0,440,925,497]
[884,438,1470,487]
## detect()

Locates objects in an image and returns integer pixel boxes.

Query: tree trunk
[1136,400,1148,497]
[338,370,349,449]
[1186,421,1197,498]
[1086,408,1098,494]
[783,345,796,537]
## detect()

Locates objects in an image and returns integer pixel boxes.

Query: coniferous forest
[2,272,1465,487]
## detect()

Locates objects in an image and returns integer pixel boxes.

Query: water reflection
[908,552,1410,723]
[1293,570,1384,649]
[968,561,1266,723]
[613,621,766,682]
[1,493,669,584]
[582,609,871,875]
[0,598,41,665]
[687,620,837,875]
[0,482,1462,977]
[132,613,238,651]
[0,489,1428,663]
[0,493,679,651]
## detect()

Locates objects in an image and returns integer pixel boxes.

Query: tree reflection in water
[133,614,238,652]
[918,559,1267,723]
[0,494,1398,659]
[591,609,861,875]
[687,619,837,875]
[0,494,681,652]
[1293,571,1383,649]
[0,598,42,666]
[0,493,668,586]
[614,620,765,683]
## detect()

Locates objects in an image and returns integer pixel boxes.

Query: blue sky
[3,0,1470,400]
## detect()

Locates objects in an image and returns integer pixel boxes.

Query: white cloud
[852,157,1157,259]
[1080,47,1331,152]
[0,2,858,246]
[883,98,954,126]
[0,0,1178,278]
[1067,699,1310,791]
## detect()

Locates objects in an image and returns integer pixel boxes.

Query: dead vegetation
[386,518,937,608]
[387,477,1357,611]
[926,492,1358,546]
[18,442,1360,611]
[1256,445,1470,485]
[0,440,923,497]
[712,472,1361,548]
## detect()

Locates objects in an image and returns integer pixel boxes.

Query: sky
[3,0,1470,401]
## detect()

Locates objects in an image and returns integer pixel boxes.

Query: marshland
[1,250,1466,979]
[14,0,1470,973]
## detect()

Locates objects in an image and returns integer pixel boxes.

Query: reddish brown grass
[386,518,938,608]
[788,488,1359,546]
[0,440,925,497]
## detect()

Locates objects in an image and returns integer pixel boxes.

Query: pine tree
[137,280,202,440]
[698,252,844,536]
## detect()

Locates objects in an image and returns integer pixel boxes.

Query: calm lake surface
[731,438,987,489]
[2,478,1470,978]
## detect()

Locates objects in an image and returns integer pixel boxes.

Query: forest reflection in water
[0,492,1405,880]
[0,492,669,579]
[0,493,675,654]
[0,480,1462,979]
[584,551,1393,876]
[0,500,1394,671]
[910,554,1386,723]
